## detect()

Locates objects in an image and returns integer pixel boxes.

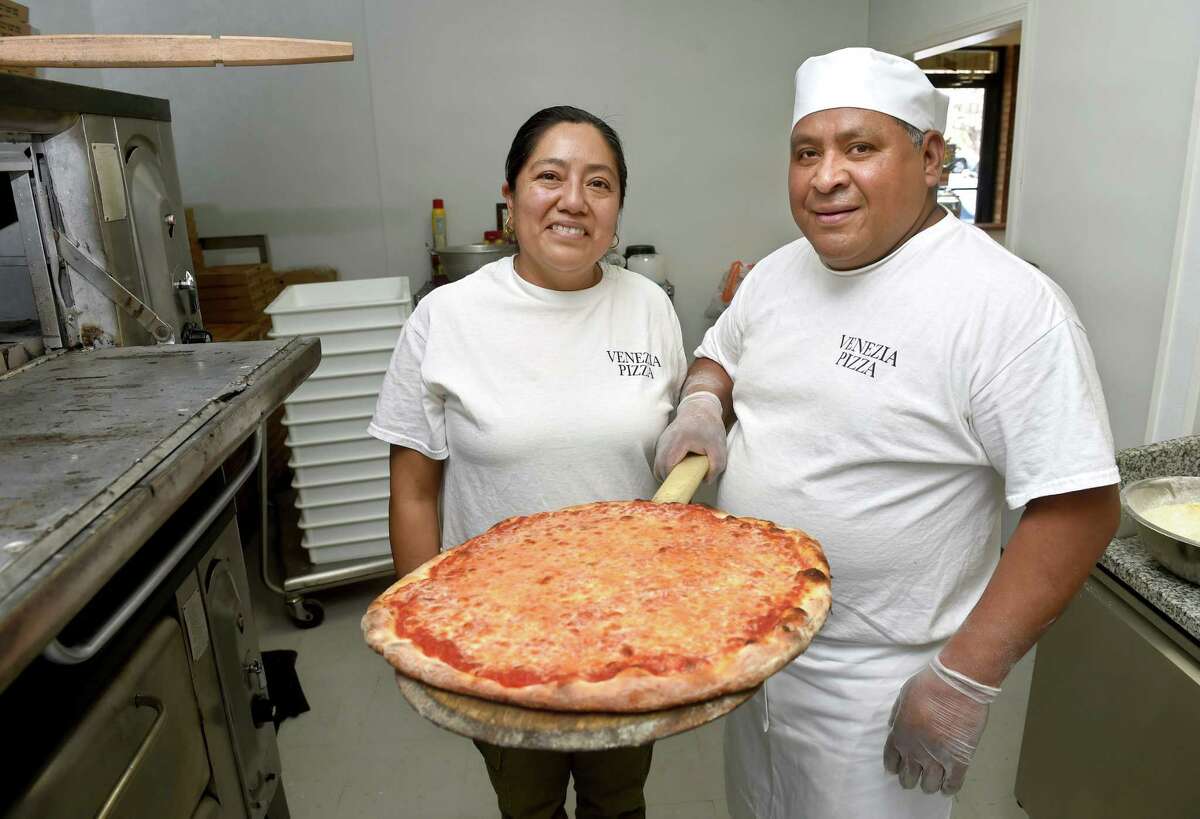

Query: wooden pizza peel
[0,34,353,68]
[392,454,762,751]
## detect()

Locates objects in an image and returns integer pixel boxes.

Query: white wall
[362,0,866,351]
[36,0,867,353]
[70,0,390,280]
[1016,0,1199,450]
[870,0,1200,450]
[868,0,1024,57]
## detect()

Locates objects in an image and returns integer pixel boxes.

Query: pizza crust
[362,504,831,713]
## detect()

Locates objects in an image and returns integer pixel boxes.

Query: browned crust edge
[361,505,831,712]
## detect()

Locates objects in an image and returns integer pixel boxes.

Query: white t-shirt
[696,213,1118,647]
[369,257,686,550]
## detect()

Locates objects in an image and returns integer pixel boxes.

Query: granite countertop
[1102,434,1200,643]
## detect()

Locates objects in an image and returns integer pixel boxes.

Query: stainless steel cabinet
[6,507,288,819]
[1015,573,1200,817]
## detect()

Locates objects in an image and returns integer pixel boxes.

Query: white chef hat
[791,47,949,133]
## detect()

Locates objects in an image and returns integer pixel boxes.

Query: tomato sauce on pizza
[364,500,830,712]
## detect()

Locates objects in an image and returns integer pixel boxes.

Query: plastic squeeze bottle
[431,198,447,250]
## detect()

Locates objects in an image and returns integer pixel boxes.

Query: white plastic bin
[285,434,387,464]
[271,323,403,355]
[299,513,389,547]
[266,277,410,570]
[282,414,373,446]
[265,277,412,336]
[284,392,380,424]
[288,369,386,402]
[310,347,394,379]
[302,534,392,565]
[297,494,390,527]
[289,453,390,486]
[293,474,390,507]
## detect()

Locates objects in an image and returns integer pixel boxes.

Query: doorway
[916,24,1022,241]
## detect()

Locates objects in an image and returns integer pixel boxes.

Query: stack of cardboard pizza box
[0,1,36,79]
[186,209,339,342]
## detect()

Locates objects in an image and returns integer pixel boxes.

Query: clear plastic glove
[883,655,1000,795]
[653,391,727,482]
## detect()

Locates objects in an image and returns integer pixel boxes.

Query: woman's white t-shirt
[370,257,686,549]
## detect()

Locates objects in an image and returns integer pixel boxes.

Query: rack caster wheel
[286,596,324,629]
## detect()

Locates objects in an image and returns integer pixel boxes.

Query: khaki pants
[473,740,654,819]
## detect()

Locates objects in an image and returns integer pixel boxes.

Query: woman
[368,106,686,819]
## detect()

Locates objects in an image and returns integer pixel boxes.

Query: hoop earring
[504,216,515,242]
[610,233,620,250]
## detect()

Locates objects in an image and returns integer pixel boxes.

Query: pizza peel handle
[651,454,709,504]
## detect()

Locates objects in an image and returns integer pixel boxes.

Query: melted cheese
[387,501,824,687]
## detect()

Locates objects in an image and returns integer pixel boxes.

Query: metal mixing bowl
[1121,476,1200,583]
[436,243,516,281]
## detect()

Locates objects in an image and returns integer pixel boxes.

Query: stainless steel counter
[0,339,319,693]
[1015,568,1200,817]
[1015,435,1200,817]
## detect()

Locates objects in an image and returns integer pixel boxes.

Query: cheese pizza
[363,500,830,712]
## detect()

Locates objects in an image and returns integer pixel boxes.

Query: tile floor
[253,571,1034,819]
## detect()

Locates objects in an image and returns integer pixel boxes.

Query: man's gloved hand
[883,655,1001,796]
[653,391,727,482]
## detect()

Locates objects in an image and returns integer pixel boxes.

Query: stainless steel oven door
[78,113,201,345]
[9,618,210,818]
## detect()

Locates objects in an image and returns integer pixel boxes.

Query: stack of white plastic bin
[265,277,411,565]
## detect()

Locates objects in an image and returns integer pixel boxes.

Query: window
[919,43,1020,228]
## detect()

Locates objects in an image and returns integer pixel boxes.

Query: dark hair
[505,106,628,208]
[891,115,926,149]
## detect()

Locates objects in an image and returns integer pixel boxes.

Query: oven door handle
[96,694,166,819]
[42,426,263,665]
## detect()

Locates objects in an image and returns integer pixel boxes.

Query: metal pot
[436,243,515,281]
[1121,476,1200,583]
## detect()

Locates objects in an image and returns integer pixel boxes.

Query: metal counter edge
[0,337,320,694]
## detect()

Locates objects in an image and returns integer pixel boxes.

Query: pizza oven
[0,75,298,819]
[0,435,289,819]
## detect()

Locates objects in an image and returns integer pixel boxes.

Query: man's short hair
[892,116,925,149]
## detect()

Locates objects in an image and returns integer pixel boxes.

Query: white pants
[725,637,953,819]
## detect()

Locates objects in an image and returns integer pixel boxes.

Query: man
[655,48,1120,819]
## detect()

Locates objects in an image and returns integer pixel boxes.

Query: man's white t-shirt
[370,257,686,550]
[696,213,1118,647]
